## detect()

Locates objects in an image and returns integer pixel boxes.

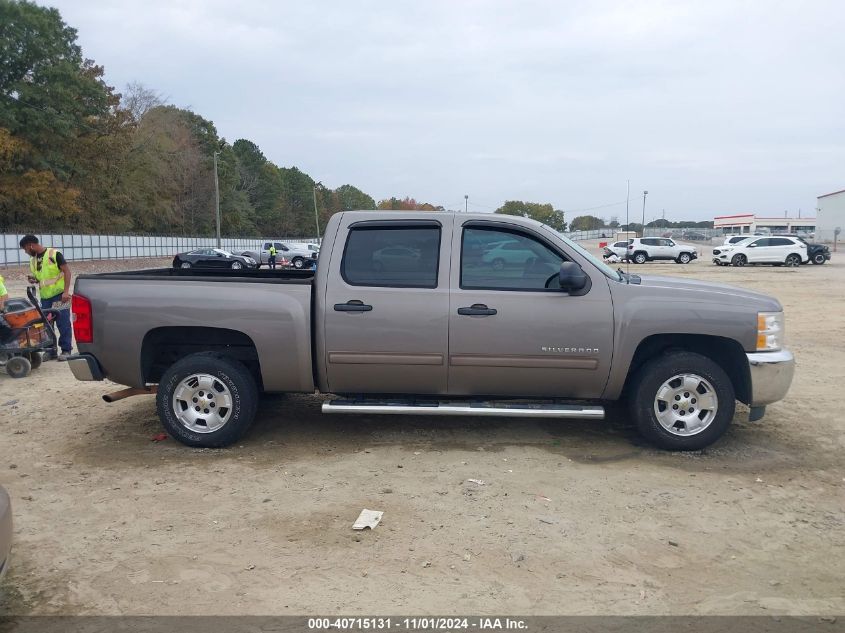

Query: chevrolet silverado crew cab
[68,211,795,451]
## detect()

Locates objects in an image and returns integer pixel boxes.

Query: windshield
[544,226,623,282]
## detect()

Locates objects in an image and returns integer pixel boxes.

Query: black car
[773,235,831,265]
[172,248,258,270]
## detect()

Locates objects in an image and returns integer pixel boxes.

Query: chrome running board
[321,399,604,419]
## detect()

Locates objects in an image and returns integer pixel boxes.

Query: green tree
[335,184,375,210]
[0,0,117,228]
[569,214,605,231]
[495,200,567,231]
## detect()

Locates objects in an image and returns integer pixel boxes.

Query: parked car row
[172,244,320,271]
[712,235,831,267]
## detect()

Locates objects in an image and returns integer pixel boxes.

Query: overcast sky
[49,0,844,221]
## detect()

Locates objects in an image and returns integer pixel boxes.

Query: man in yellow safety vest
[20,235,73,360]
[0,273,7,311]
[268,244,278,269]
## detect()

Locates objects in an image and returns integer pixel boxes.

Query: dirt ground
[0,251,843,615]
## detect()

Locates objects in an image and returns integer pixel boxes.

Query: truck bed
[74,267,315,393]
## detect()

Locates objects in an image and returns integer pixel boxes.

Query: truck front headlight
[757,311,784,351]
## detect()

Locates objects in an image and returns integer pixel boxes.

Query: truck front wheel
[629,351,735,450]
[156,352,258,448]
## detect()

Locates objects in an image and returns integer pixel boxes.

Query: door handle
[457,304,497,316]
[334,300,373,312]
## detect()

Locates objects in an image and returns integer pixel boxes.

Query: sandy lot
[0,252,843,615]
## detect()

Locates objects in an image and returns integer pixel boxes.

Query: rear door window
[341,226,441,288]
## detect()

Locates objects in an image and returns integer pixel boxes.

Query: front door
[448,221,614,399]
[745,238,769,263]
[323,217,452,395]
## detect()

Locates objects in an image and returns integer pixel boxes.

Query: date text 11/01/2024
[307,618,528,630]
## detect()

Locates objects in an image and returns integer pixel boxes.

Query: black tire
[6,356,31,379]
[28,352,43,370]
[633,252,647,264]
[677,252,692,264]
[785,253,801,267]
[629,351,735,451]
[811,252,826,265]
[156,352,259,448]
[292,257,304,269]
[731,254,747,267]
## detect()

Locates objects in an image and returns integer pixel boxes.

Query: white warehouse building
[816,188,845,243]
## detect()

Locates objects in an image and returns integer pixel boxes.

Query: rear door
[769,237,797,262]
[447,219,614,399]
[323,217,452,394]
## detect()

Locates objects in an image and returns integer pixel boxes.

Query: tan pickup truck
[68,211,795,451]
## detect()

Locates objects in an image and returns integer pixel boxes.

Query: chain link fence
[1,232,320,268]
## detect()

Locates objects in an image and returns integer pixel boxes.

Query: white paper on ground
[352,509,384,530]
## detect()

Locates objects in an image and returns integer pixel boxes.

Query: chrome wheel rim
[180,262,191,269]
[680,254,690,263]
[733,255,745,267]
[231,261,242,270]
[653,373,718,436]
[635,254,646,264]
[172,373,233,433]
[786,255,799,267]
[293,259,303,269]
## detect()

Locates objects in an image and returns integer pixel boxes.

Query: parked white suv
[712,236,808,267]
[625,238,698,264]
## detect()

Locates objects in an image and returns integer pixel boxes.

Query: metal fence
[1,233,320,268]
[565,229,609,241]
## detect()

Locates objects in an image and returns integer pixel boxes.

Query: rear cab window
[341,225,441,288]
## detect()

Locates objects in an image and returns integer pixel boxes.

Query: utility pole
[213,151,221,248]
[312,185,322,238]
[464,195,468,213]
[625,180,630,229]
[641,190,648,236]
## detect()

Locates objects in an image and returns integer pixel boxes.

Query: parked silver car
[240,241,319,269]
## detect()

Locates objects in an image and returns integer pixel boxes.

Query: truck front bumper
[746,349,794,406]
[67,354,104,381]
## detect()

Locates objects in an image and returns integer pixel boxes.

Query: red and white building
[713,213,816,235]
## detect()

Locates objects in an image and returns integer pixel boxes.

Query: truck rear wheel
[156,352,258,448]
[629,351,735,450]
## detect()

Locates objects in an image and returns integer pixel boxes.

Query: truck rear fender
[141,327,262,390]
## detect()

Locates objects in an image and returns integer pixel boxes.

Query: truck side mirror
[559,261,588,292]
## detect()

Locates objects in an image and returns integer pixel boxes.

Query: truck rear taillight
[72,294,93,344]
